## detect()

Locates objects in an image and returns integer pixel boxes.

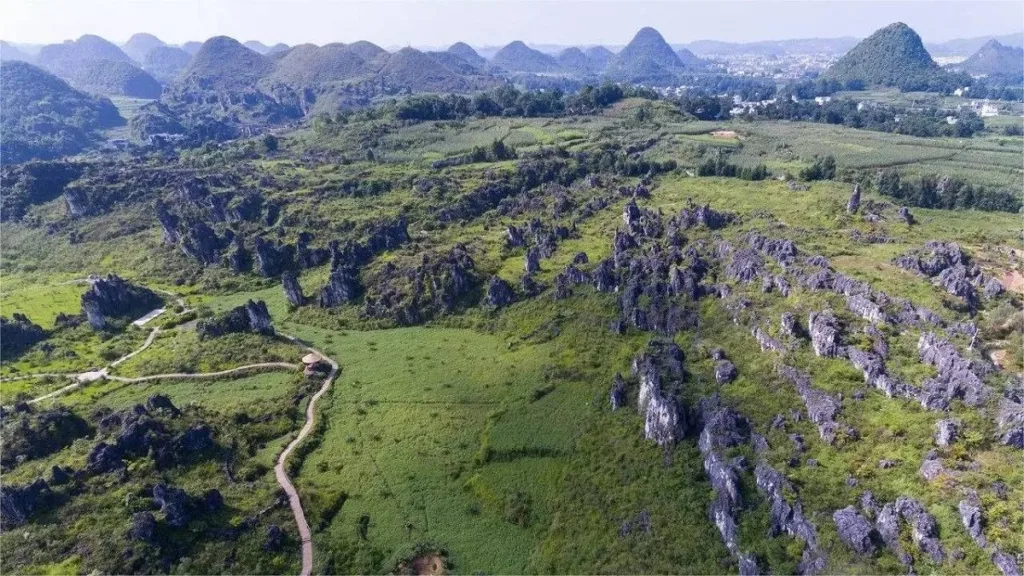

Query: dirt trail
[7,327,161,405]
[275,333,339,576]
[106,362,298,383]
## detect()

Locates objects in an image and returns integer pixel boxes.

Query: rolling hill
[675,46,706,69]
[557,47,599,74]
[181,41,203,55]
[176,36,274,90]
[606,27,690,83]
[378,47,470,91]
[121,33,166,63]
[243,40,272,54]
[1,41,35,63]
[426,50,484,74]
[64,59,162,98]
[143,45,192,84]
[265,43,376,86]
[0,61,123,163]
[584,45,615,69]
[38,34,135,74]
[824,22,944,89]
[36,34,162,97]
[954,39,1024,76]
[492,40,561,73]
[447,42,487,68]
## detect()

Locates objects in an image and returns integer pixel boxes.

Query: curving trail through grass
[275,333,339,576]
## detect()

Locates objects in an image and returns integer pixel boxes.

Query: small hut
[301,352,329,377]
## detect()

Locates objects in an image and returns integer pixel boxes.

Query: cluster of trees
[391,83,660,122]
[740,98,985,138]
[800,155,837,181]
[677,95,732,120]
[696,154,770,180]
[431,139,517,169]
[965,74,1024,102]
[875,169,1021,212]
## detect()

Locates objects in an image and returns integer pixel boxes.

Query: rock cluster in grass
[81,274,162,329]
[197,299,274,338]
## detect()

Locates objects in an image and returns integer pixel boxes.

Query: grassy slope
[2,109,1021,574]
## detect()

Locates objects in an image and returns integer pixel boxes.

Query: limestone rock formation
[484,276,515,308]
[282,270,305,307]
[80,274,162,329]
[833,506,878,555]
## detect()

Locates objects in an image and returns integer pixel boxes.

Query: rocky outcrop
[525,247,541,274]
[757,463,827,574]
[996,393,1024,449]
[726,249,763,283]
[748,232,797,268]
[226,236,251,272]
[752,325,784,352]
[895,241,989,309]
[779,365,853,444]
[673,200,734,230]
[847,346,914,399]
[0,313,47,358]
[129,511,157,542]
[295,232,330,269]
[983,277,1005,299]
[846,294,888,325]
[0,479,49,530]
[264,524,284,551]
[846,183,862,214]
[146,393,180,417]
[81,274,162,329]
[632,341,687,446]
[197,299,274,338]
[282,271,305,307]
[697,400,758,574]
[958,493,986,548]
[917,332,992,410]
[505,225,525,248]
[362,245,477,325]
[935,419,960,447]
[898,206,915,225]
[992,552,1022,576]
[153,483,191,527]
[610,373,627,410]
[484,276,515,308]
[833,506,878,555]
[808,311,844,358]
[716,360,738,384]
[253,237,294,278]
[180,220,225,264]
[877,496,945,565]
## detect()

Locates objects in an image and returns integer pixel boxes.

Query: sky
[2,0,1022,48]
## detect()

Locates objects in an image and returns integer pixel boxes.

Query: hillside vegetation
[0,61,124,163]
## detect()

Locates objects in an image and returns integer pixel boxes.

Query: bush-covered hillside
[0,61,123,163]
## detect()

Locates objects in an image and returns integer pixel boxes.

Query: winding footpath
[275,334,339,576]
[106,362,299,383]
[12,327,162,405]
[7,278,335,573]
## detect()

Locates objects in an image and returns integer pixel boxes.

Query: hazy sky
[2,0,1021,47]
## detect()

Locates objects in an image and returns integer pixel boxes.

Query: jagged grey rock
[282,271,305,307]
[935,419,960,447]
[809,311,843,358]
[833,506,878,555]
[484,276,515,308]
[847,183,862,214]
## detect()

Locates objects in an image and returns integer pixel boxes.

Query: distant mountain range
[4,24,1020,108]
[949,39,1024,76]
